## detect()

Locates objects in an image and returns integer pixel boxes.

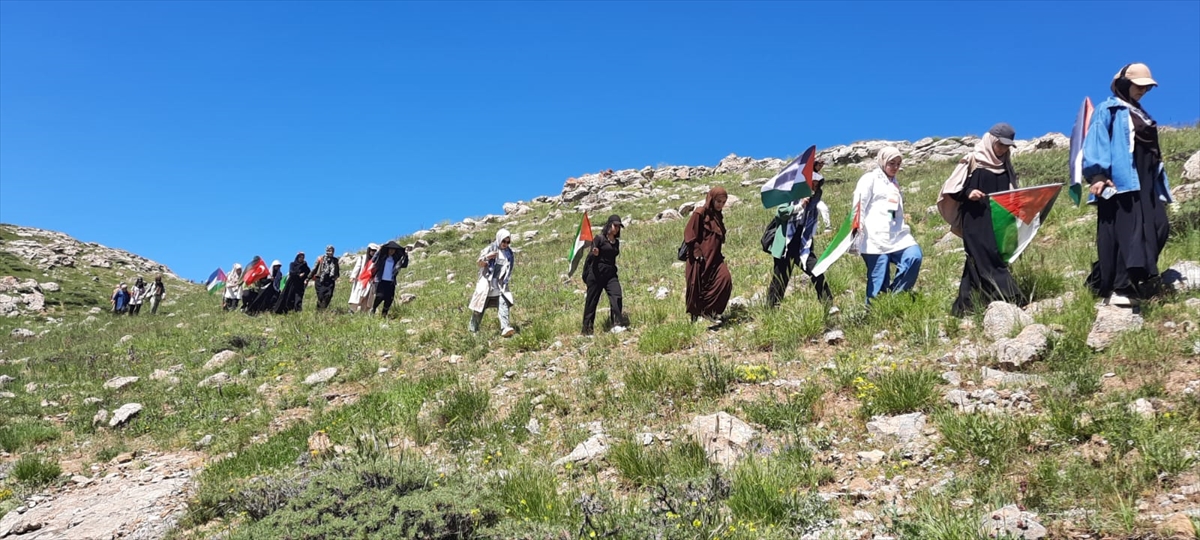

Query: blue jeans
[861,244,923,303]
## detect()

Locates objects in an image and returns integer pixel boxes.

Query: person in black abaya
[310,245,340,311]
[950,124,1023,316]
[275,252,310,314]
[1082,63,1171,306]
[246,261,283,315]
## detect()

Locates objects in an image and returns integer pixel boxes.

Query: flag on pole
[989,184,1062,263]
[567,212,593,276]
[761,145,817,208]
[205,268,227,294]
[243,256,269,285]
[811,202,859,276]
[1068,97,1093,205]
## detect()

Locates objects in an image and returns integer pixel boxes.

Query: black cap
[988,123,1016,146]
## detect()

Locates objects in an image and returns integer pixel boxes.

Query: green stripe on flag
[812,210,855,276]
[990,199,1020,262]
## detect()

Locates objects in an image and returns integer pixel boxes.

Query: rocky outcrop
[0,225,177,277]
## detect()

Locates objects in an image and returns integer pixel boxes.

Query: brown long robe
[684,187,733,317]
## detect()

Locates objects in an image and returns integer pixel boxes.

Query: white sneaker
[828,305,841,315]
[501,327,516,337]
[1106,293,1138,307]
[610,326,627,334]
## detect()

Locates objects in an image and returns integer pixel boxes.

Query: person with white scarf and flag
[469,229,517,337]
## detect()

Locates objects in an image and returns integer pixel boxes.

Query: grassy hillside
[2,128,1199,538]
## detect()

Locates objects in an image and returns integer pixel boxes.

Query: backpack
[676,241,689,262]
[761,217,781,254]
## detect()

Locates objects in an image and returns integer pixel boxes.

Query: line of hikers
[110,275,167,315]
[177,63,1169,338]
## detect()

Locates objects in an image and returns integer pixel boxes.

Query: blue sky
[2,1,1198,282]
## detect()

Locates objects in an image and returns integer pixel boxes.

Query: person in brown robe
[684,186,733,322]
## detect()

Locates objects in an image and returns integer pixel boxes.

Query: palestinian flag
[1068,97,1093,205]
[567,212,593,276]
[243,256,269,285]
[811,202,859,277]
[761,145,817,208]
[205,268,226,294]
[989,184,1062,263]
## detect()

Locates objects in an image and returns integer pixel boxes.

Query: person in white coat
[223,263,243,311]
[851,147,923,303]
[469,229,516,337]
[347,243,379,313]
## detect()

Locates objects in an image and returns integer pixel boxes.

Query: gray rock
[92,409,109,427]
[941,371,962,386]
[1183,150,1200,182]
[979,504,1047,539]
[1023,293,1074,315]
[117,334,133,345]
[0,392,13,399]
[0,374,14,387]
[303,367,338,386]
[655,208,683,222]
[857,450,886,465]
[525,418,541,436]
[654,287,670,300]
[686,412,758,467]
[1087,305,1143,350]
[552,434,608,467]
[980,367,1046,387]
[1163,261,1200,293]
[521,230,538,241]
[108,403,143,427]
[1128,398,1155,419]
[992,324,1052,367]
[823,330,845,345]
[10,328,35,339]
[398,293,417,304]
[102,376,139,390]
[204,350,239,371]
[198,372,231,388]
[195,434,214,448]
[866,412,926,446]
[982,302,1032,340]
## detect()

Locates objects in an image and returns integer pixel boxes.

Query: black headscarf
[601,215,623,239]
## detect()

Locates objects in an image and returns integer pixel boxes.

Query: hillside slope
[1,129,1199,539]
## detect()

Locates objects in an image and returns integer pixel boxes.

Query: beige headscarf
[875,147,903,175]
[969,132,1016,184]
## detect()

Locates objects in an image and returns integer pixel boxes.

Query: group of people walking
[687,62,1172,321]
[165,63,1168,337]
[109,275,166,315]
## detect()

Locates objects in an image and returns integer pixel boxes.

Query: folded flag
[243,256,269,285]
[358,257,375,290]
[1068,96,1093,205]
[989,184,1062,263]
[205,268,226,294]
[567,212,593,277]
[811,202,859,276]
[761,145,817,208]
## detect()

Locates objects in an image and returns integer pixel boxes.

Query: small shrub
[696,354,735,397]
[637,321,697,355]
[1136,421,1197,478]
[859,368,941,418]
[826,351,865,390]
[888,491,981,540]
[0,420,60,452]
[742,385,823,430]
[609,440,667,486]
[494,465,573,524]
[666,439,712,479]
[624,359,695,398]
[936,411,1028,469]
[727,457,835,527]
[733,364,775,384]
[13,454,61,487]
[507,322,554,353]
[437,385,491,449]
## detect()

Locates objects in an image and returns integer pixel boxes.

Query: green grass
[12,454,61,488]
[2,128,1200,538]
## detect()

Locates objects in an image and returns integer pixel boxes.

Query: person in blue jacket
[1082,63,1172,306]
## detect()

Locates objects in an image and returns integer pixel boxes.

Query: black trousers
[582,275,625,334]
[768,254,832,307]
[373,280,396,315]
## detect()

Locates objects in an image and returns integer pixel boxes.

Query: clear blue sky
[2,1,1198,281]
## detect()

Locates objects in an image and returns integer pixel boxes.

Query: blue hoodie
[1081,96,1172,204]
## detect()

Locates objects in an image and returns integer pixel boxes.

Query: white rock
[979,504,1047,539]
[204,350,239,371]
[866,413,926,446]
[686,412,757,467]
[1087,305,1143,350]
[303,367,338,386]
[982,302,1032,340]
[198,372,231,388]
[551,434,608,466]
[108,403,143,427]
[857,450,886,465]
[102,376,139,390]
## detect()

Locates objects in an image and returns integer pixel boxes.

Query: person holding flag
[1082,63,1171,306]
[766,176,833,308]
[246,261,283,315]
[347,243,379,313]
[581,215,628,335]
[852,148,922,304]
[947,123,1025,316]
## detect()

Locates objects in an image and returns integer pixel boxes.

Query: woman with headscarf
[274,252,310,314]
[852,147,923,304]
[1083,63,1171,306]
[582,215,628,334]
[129,277,146,315]
[347,243,379,313]
[247,261,283,315]
[310,245,340,311]
[223,263,243,311]
[111,282,131,315]
[684,186,733,323]
[370,241,408,316]
[948,124,1022,316]
[469,229,516,336]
